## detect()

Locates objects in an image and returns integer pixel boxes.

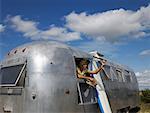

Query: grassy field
[138,89,150,113]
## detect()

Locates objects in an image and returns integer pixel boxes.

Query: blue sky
[0,0,150,89]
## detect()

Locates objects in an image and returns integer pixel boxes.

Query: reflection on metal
[0,41,140,113]
[3,97,13,112]
[3,105,13,112]
[33,54,48,72]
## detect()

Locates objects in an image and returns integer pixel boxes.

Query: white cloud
[136,69,150,90]
[10,16,40,39]
[0,24,5,32]
[9,15,81,41]
[65,5,150,43]
[41,27,80,41]
[140,49,150,56]
[8,5,150,43]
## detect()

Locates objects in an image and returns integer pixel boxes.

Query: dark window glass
[0,64,25,86]
[77,82,97,105]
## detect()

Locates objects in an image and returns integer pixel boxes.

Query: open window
[110,67,124,82]
[124,70,132,82]
[116,69,124,82]
[77,82,97,105]
[95,61,110,80]
[103,65,112,80]
[75,58,97,105]
[0,62,26,87]
[110,66,118,81]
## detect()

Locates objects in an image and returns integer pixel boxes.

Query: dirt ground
[138,103,150,113]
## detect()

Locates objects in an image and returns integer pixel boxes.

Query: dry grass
[138,102,150,113]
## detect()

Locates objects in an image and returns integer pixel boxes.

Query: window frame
[110,66,118,81]
[0,62,27,87]
[103,65,112,80]
[123,70,132,83]
[116,69,124,82]
[74,57,98,105]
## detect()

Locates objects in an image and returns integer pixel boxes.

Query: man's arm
[76,67,94,81]
[77,73,94,81]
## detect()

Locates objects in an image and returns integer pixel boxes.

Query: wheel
[117,107,130,113]
[129,107,140,113]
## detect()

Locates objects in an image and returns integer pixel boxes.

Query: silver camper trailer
[0,41,140,113]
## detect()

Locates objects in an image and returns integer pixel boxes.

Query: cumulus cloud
[65,5,150,43]
[136,70,150,90]
[40,27,80,41]
[9,15,81,41]
[0,24,5,32]
[140,49,150,56]
[7,5,150,43]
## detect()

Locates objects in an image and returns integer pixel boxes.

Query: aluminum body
[0,41,140,113]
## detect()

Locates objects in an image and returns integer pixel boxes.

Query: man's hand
[89,77,94,81]
[89,77,96,83]
[101,60,106,66]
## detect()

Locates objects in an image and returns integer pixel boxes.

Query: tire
[129,107,140,113]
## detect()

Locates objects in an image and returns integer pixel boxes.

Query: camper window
[131,72,135,82]
[77,82,97,105]
[103,65,112,80]
[0,63,26,87]
[99,69,110,80]
[75,58,97,105]
[116,69,123,82]
[110,67,118,81]
[124,70,132,82]
[96,62,110,80]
